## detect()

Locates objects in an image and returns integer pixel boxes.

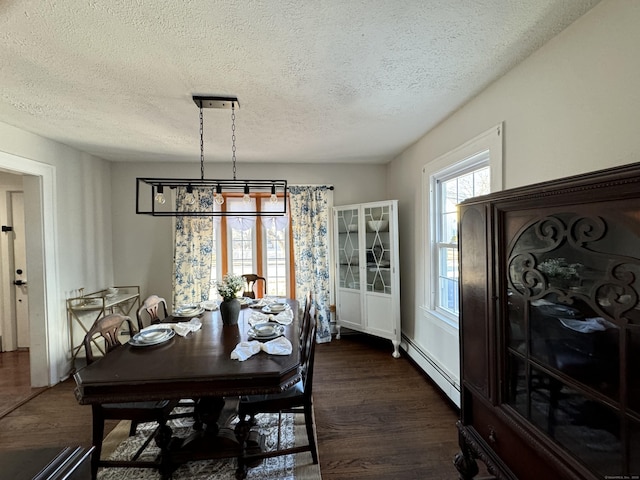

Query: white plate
[253,323,277,336]
[248,324,285,340]
[262,304,288,314]
[238,297,253,306]
[174,305,205,317]
[129,328,175,347]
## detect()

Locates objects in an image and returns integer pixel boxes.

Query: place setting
[230,333,293,361]
[129,327,176,347]
[173,303,206,318]
[248,300,293,327]
[247,322,285,341]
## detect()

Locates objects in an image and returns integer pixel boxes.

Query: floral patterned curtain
[172,187,218,308]
[289,185,333,343]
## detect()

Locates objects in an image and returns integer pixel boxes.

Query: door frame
[0,151,59,387]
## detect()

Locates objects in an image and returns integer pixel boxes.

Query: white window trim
[422,123,503,329]
[260,221,291,296]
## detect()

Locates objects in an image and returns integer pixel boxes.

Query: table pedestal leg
[159,397,263,479]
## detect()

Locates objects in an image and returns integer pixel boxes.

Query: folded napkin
[248,309,293,326]
[172,318,202,336]
[559,316,617,333]
[231,340,262,361]
[261,336,293,355]
[231,337,293,361]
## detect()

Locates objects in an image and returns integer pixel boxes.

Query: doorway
[0,152,59,388]
[0,186,29,352]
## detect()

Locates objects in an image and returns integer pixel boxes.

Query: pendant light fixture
[136,95,288,216]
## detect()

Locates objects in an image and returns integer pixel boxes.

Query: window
[208,195,291,299]
[261,198,290,296]
[435,164,490,317]
[227,197,257,276]
[423,124,502,326]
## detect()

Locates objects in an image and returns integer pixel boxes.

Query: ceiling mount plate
[192,95,240,109]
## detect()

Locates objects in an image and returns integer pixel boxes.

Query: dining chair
[136,295,198,423]
[299,291,312,350]
[136,294,168,330]
[237,304,319,464]
[241,274,266,299]
[82,313,179,479]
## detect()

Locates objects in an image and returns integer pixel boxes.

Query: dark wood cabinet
[0,446,93,480]
[455,163,640,479]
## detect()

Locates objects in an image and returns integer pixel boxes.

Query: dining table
[73,298,301,480]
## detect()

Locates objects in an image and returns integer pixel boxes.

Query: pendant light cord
[231,102,237,181]
[199,105,205,180]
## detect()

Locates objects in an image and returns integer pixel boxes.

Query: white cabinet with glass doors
[333,200,400,357]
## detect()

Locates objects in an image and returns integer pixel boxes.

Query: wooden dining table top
[73,299,301,405]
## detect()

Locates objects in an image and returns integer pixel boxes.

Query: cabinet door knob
[488,427,497,443]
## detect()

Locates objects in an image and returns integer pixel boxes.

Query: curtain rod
[289,184,334,190]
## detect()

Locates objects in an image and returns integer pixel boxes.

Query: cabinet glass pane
[505,353,527,416]
[631,418,640,475]
[504,206,640,475]
[363,205,392,294]
[507,292,526,352]
[549,376,622,477]
[630,329,640,415]
[336,208,360,290]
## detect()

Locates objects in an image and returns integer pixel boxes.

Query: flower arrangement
[216,273,244,301]
[538,258,583,280]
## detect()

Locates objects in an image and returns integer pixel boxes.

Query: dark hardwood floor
[0,350,46,418]
[0,333,462,479]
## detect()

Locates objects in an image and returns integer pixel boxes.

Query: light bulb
[215,185,225,205]
[185,186,195,205]
[242,185,251,203]
[270,193,278,204]
[154,185,166,204]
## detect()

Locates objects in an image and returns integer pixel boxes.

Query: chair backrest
[241,274,266,299]
[83,313,135,365]
[136,294,168,330]
[299,291,313,347]
[301,314,318,400]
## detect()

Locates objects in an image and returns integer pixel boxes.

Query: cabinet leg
[391,340,400,358]
[336,324,341,339]
[454,449,479,479]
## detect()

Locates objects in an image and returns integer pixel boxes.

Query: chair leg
[129,420,138,436]
[304,403,318,464]
[91,405,105,480]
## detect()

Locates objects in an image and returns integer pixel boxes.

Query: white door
[10,192,29,348]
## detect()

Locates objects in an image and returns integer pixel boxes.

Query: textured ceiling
[0,0,601,164]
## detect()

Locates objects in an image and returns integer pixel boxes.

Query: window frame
[422,124,503,328]
[260,216,291,296]
[211,193,293,299]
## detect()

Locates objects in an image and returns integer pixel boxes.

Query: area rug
[97,408,321,480]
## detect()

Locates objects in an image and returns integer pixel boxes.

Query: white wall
[389,0,640,405]
[110,161,387,307]
[0,122,114,384]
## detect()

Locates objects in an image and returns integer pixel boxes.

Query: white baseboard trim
[402,335,461,408]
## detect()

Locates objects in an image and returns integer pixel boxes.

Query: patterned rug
[97,408,321,480]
